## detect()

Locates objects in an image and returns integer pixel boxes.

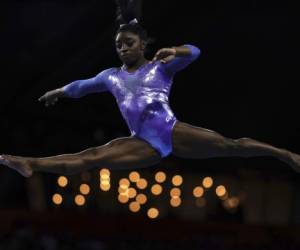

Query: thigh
[100,136,162,169]
[172,121,232,158]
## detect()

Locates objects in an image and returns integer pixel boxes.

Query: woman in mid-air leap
[1,0,300,177]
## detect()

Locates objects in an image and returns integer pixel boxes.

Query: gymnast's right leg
[172,121,300,173]
[0,137,161,177]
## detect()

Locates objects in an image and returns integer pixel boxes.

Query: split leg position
[172,121,300,172]
[1,121,300,177]
[0,137,162,177]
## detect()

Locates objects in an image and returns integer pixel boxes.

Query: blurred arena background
[0,0,299,249]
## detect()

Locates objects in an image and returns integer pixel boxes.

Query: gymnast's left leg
[0,136,161,177]
[172,121,300,173]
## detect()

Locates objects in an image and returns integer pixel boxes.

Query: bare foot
[0,155,33,177]
[283,151,300,174]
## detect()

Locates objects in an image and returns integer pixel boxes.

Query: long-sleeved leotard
[63,45,200,157]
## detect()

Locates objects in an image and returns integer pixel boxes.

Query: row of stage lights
[52,169,241,219]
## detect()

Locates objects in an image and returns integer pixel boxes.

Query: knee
[234,137,252,146]
[228,137,254,153]
[79,147,106,164]
[220,137,240,152]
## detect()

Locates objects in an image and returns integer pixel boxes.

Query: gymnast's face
[115,31,146,66]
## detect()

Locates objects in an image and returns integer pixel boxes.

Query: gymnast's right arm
[38,71,108,107]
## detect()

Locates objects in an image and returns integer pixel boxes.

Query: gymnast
[1,0,300,177]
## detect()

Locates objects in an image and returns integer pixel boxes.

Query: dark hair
[114,0,151,43]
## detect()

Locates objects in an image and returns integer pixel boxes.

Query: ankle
[279,149,291,162]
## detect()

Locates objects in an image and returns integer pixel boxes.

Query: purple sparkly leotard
[63,45,200,157]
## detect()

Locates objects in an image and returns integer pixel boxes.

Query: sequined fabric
[63,45,200,157]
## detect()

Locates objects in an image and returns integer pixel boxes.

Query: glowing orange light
[57,176,68,187]
[118,194,129,203]
[151,184,163,195]
[136,178,147,189]
[222,198,239,211]
[170,187,181,198]
[147,208,159,219]
[100,168,110,176]
[136,193,147,204]
[193,186,204,197]
[202,176,213,188]
[100,183,111,191]
[155,171,166,183]
[100,174,110,181]
[170,197,182,207]
[119,178,130,188]
[216,185,226,197]
[101,179,110,185]
[128,187,137,198]
[227,197,240,208]
[172,175,183,186]
[52,194,63,205]
[79,184,90,195]
[129,171,140,182]
[74,194,85,206]
[118,186,128,194]
[129,201,141,212]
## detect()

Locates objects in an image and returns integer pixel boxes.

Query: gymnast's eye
[124,38,134,47]
[116,43,122,49]
[115,37,135,50]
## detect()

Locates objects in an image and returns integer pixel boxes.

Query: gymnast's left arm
[152,44,201,75]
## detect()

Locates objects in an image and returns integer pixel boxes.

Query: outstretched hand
[38,88,64,107]
[151,48,176,64]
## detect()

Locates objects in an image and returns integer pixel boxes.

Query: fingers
[40,96,58,107]
[38,93,49,103]
[38,95,45,102]
[152,51,160,62]
[159,55,175,64]
[38,90,59,107]
[45,97,58,107]
[152,48,166,62]
[151,48,176,63]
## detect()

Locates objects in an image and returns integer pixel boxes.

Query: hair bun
[115,0,142,24]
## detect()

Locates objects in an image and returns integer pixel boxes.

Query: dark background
[0,0,299,249]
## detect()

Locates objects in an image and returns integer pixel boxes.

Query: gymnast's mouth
[120,53,132,58]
